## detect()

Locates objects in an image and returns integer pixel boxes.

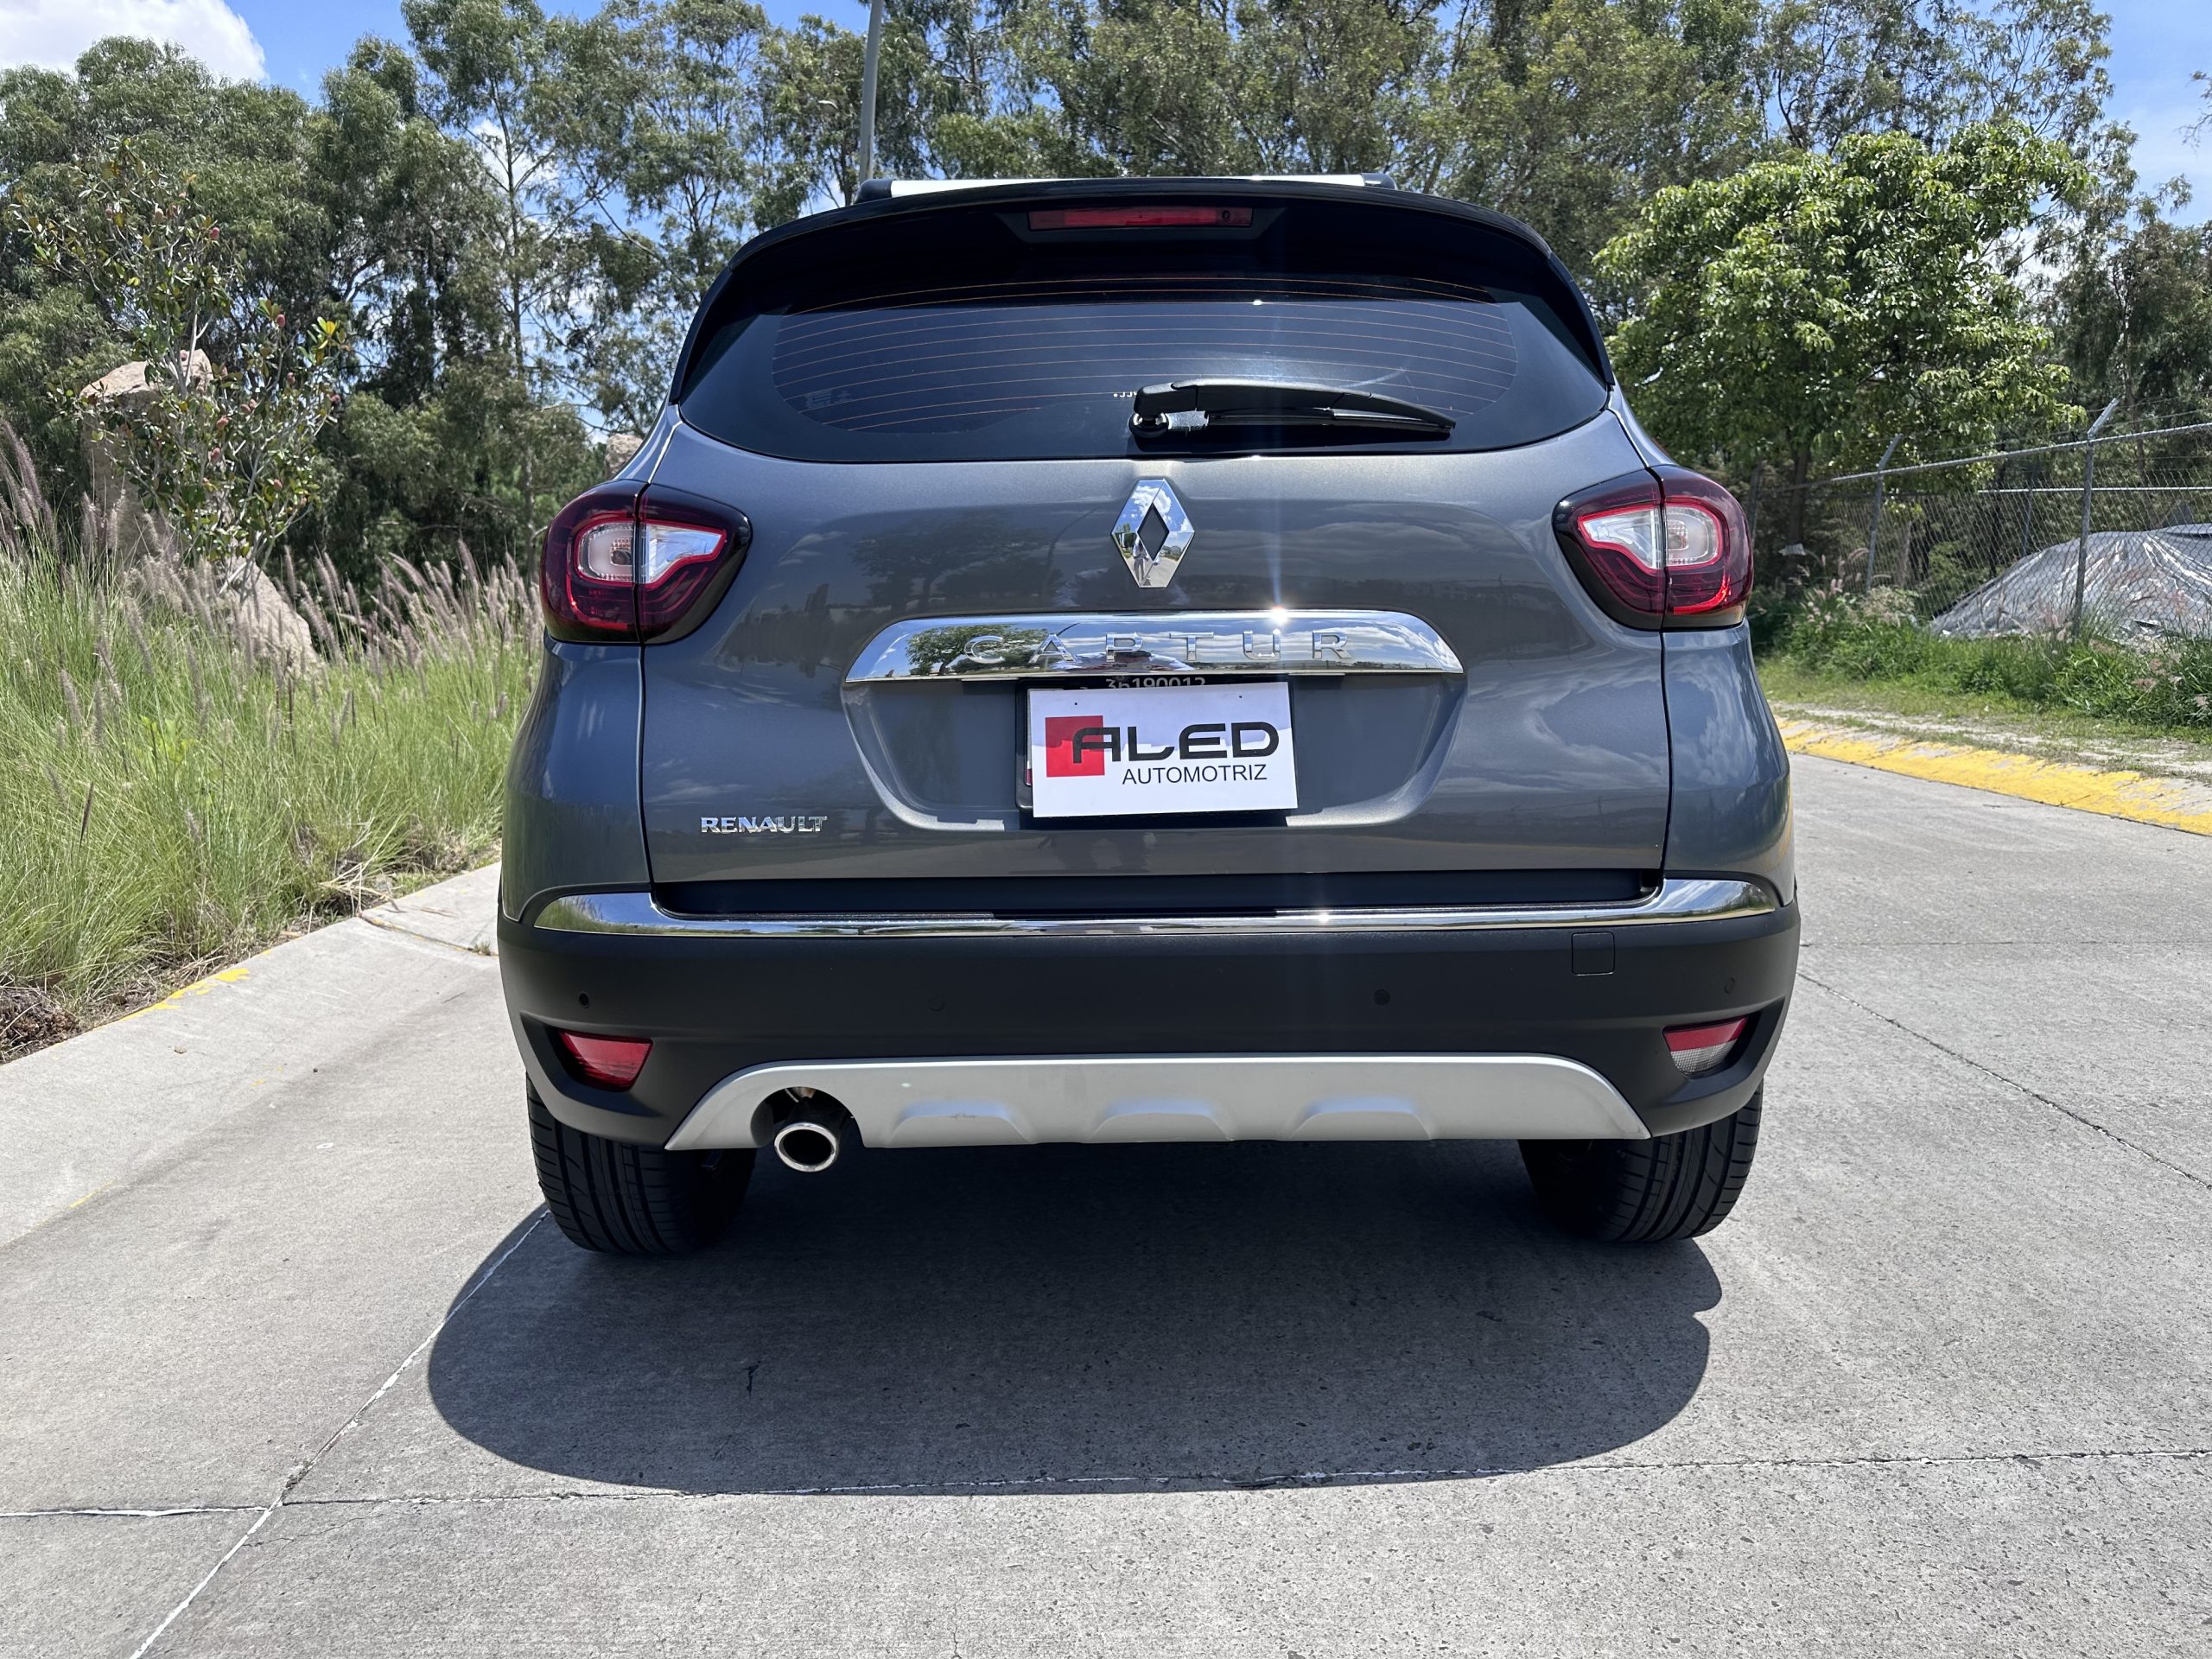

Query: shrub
[1762,586,2212,731]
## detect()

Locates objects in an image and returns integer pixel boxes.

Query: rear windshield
[677,196,1611,461]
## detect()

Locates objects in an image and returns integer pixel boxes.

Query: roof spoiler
[855,173,1397,201]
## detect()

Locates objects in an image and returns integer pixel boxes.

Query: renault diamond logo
[1111,479,1193,589]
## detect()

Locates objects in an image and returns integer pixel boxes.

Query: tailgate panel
[638,415,1667,887]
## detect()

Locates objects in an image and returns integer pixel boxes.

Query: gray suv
[499,175,1797,1255]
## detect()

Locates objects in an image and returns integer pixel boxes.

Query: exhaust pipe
[772,1093,845,1173]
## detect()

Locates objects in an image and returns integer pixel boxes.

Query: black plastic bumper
[499,890,1800,1148]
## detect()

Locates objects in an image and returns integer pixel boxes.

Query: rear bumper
[499,878,1799,1148]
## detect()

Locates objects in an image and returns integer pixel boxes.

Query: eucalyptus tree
[308,38,594,574]
[1756,0,2114,157]
[403,0,594,526]
[905,0,1763,272]
[555,0,780,434]
[1419,0,1766,279]
[760,0,1029,210]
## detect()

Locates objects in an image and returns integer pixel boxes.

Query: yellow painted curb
[110,964,251,1026]
[1777,719,2212,837]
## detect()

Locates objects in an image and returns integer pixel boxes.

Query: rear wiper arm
[1132,378,1455,440]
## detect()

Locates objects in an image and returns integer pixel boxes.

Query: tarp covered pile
[1932,524,2212,639]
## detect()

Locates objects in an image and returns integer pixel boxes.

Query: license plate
[1027,682,1298,819]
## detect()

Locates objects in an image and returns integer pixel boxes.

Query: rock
[603,431,645,476]
[78,353,213,409]
[214,558,319,669]
[128,555,320,670]
[77,353,216,544]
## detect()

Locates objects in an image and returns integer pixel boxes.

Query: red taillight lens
[541,486,644,641]
[1664,1017,1748,1076]
[1028,206,1253,230]
[1655,471,1753,617]
[555,1030,652,1089]
[538,483,750,644]
[1555,468,1752,626]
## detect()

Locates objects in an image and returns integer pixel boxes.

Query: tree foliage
[0,0,2197,572]
[1600,121,2089,527]
[557,0,781,432]
[11,143,345,568]
[1757,0,2113,156]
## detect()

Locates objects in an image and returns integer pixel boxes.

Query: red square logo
[1045,715,1107,778]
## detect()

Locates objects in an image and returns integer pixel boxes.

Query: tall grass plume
[0,426,536,1056]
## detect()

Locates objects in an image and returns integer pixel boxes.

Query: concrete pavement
[2,760,2207,1656]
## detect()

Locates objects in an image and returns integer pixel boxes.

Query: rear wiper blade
[1132,378,1455,440]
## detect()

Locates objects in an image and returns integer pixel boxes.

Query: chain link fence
[1751,416,2212,640]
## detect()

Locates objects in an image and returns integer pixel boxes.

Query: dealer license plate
[1027,682,1298,819]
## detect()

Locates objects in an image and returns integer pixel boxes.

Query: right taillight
[1554,467,1751,627]
[539,481,751,644]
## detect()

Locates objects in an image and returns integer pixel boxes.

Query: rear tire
[527,1087,754,1255]
[1520,1090,1762,1243]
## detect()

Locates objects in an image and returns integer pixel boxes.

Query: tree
[1422,0,1767,281]
[1756,0,2113,157]
[2043,111,2212,429]
[1752,0,2120,278]
[2057,69,2212,423]
[2055,213,2212,421]
[916,0,1763,277]
[404,0,593,527]
[0,28,611,575]
[761,0,1027,212]
[11,143,345,569]
[308,40,535,575]
[0,3,2173,580]
[0,40,326,506]
[1599,122,2088,539]
[556,0,777,433]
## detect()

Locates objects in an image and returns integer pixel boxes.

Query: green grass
[1754,590,2212,739]
[0,550,535,1052]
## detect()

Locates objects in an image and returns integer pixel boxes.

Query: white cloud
[0,0,265,82]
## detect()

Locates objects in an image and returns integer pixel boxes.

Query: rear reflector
[1664,1018,1748,1077]
[556,1031,652,1090]
[1028,206,1253,230]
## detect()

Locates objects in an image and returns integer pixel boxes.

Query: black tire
[527,1087,754,1255]
[1520,1091,1762,1243]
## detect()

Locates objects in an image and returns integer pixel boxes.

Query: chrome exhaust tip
[772,1112,842,1173]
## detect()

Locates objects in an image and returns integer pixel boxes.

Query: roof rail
[854,173,1395,202]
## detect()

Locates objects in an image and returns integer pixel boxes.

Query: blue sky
[4,0,2209,218]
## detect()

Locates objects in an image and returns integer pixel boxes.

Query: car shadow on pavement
[426,1139,1719,1494]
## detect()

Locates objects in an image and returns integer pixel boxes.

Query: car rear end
[497,177,1797,1255]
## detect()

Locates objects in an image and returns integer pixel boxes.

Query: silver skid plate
[666,1053,1648,1151]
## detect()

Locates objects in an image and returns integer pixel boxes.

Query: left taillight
[1554,467,1752,628]
[539,481,751,644]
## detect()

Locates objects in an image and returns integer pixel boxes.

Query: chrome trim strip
[843,609,1463,683]
[533,876,1774,940]
[668,1052,1649,1152]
